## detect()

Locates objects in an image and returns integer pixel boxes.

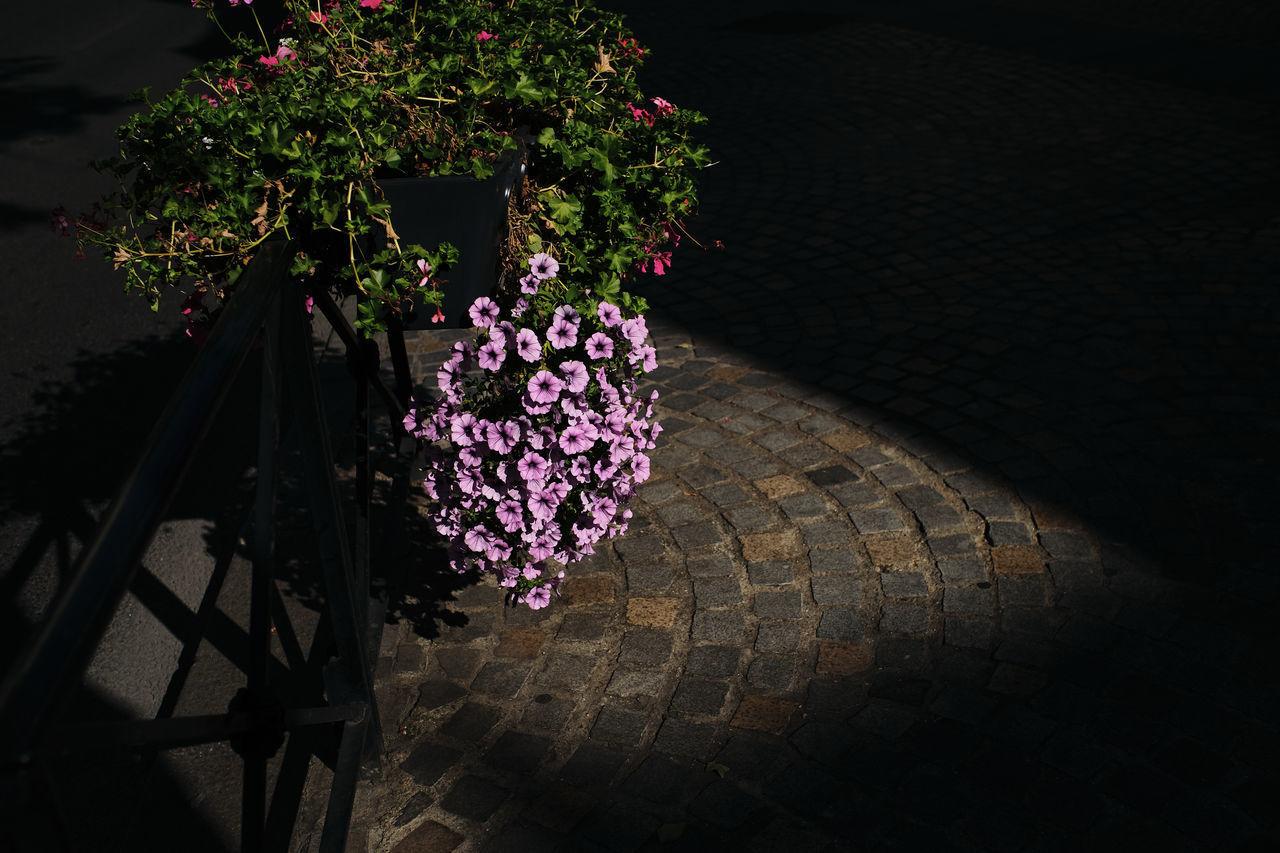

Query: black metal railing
[0,240,413,851]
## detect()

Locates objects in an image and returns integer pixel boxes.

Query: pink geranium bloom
[416,258,431,288]
[477,30,496,41]
[309,10,328,23]
[359,0,387,8]
[652,97,676,116]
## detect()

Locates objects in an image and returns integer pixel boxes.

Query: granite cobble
[346,1,1279,848]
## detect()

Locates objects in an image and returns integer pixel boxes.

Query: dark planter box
[377,144,527,329]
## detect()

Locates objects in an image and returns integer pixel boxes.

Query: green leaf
[586,147,618,183]
[505,73,544,104]
[536,126,557,146]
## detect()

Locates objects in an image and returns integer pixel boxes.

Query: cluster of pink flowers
[626,96,676,128]
[403,255,661,609]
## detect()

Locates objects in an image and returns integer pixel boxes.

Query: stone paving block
[417,679,467,710]
[914,503,964,534]
[879,603,929,634]
[731,695,798,734]
[471,662,530,698]
[495,628,544,660]
[871,463,921,488]
[936,555,987,584]
[627,597,679,627]
[563,575,616,607]
[755,589,803,620]
[723,411,770,435]
[944,616,995,650]
[434,647,483,681]
[394,643,425,675]
[653,416,693,437]
[850,700,919,739]
[850,506,908,534]
[557,613,610,642]
[701,481,751,508]
[798,413,842,436]
[651,443,698,469]
[1002,607,1062,637]
[679,426,728,448]
[987,520,1034,546]
[754,430,801,452]
[687,552,736,577]
[694,577,742,608]
[484,730,552,773]
[678,464,728,489]
[816,643,874,677]
[823,428,872,453]
[802,520,850,547]
[686,645,742,678]
[617,629,673,667]
[672,521,723,550]
[709,445,779,478]
[440,775,510,821]
[992,545,1046,575]
[654,718,719,761]
[763,401,808,422]
[591,706,650,746]
[943,586,995,616]
[929,533,978,557]
[817,610,865,643]
[828,481,882,508]
[690,401,734,421]
[778,492,831,519]
[811,576,862,607]
[401,742,463,786]
[1048,559,1105,591]
[778,442,838,469]
[520,696,576,733]
[735,391,780,412]
[746,559,794,586]
[863,535,922,569]
[393,790,434,828]
[636,480,682,504]
[537,653,596,690]
[655,500,703,527]
[692,610,745,643]
[755,621,804,654]
[876,637,929,671]
[880,570,928,598]
[809,548,862,575]
[725,505,775,531]
[558,740,628,787]
[1038,530,1095,560]
[625,561,675,593]
[606,667,667,699]
[807,464,859,486]
[392,819,463,852]
[895,484,945,510]
[670,678,731,716]
[741,528,801,560]
[850,447,892,467]
[748,656,796,691]
[753,474,806,500]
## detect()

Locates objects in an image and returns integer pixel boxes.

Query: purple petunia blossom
[517,451,549,482]
[512,297,529,318]
[596,301,622,327]
[546,318,578,350]
[495,499,523,532]
[516,328,540,362]
[528,488,558,521]
[469,296,500,328]
[524,586,552,609]
[529,253,559,279]
[620,317,648,347]
[554,304,581,324]
[463,525,492,554]
[451,413,478,446]
[519,273,540,295]
[559,360,589,393]
[585,332,614,360]
[631,453,651,483]
[478,340,506,371]
[558,424,595,455]
[527,369,563,404]
[485,420,519,454]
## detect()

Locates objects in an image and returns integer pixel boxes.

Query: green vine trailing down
[60,0,712,335]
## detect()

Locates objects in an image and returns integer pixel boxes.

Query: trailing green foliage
[73,0,709,334]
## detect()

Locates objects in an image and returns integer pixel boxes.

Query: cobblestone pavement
[342,1,1280,850]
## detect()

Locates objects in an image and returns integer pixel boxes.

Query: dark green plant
[70,0,710,334]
